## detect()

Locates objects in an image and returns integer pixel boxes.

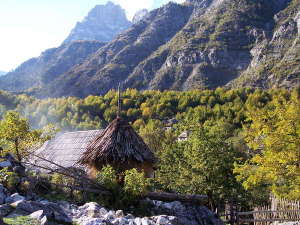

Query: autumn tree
[234,90,300,200]
[0,111,56,161]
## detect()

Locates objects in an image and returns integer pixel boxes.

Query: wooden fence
[222,196,300,225]
[237,209,300,225]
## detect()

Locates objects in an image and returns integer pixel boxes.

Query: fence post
[229,201,235,225]
[236,211,239,225]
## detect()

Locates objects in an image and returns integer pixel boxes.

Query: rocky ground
[0,184,223,225]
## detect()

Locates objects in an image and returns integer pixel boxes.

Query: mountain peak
[132,9,149,24]
[63,2,132,44]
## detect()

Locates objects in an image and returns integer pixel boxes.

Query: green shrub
[124,168,151,198]
[96,165,118,190]
[0,168,19,190]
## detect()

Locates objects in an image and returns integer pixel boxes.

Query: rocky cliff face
[49,0,299,98]
[132,9,149,24]
[43,2,193,97]
[0,41,105,92]
[128,0,297,91]
[1,0,299,98]
[63,1,132,44]
[229,0,300,88]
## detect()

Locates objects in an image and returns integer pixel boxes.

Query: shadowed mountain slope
[1,0,299,98]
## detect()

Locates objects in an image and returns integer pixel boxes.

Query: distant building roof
[33,130,103,171]
[163,118,179,127]
[177,130,192,142]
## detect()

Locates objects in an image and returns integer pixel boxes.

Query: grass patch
[3,216,39,225]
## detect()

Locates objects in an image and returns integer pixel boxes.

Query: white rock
[116,209,124,217]
[103,210,116,221]
[135,217,142,225]
[5,193,25,204]
[128,220,136,225]
[112,217,128,225]
[155,216,169,225]
[111,218,119,224]
[30,210,44,220]
[167,216,177,223]
[40,216,49,225]
[141,218,151,225]
[79,218,107,225]
[125,213,135,219]
[10,200,25,208]
[119,217,128,225]
[79,202,101,211]
[99,207,108,216]
[79,202,106,218]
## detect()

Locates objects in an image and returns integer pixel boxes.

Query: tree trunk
[207,191,216,211]
[146,192,207,204]
[15,138,21,161]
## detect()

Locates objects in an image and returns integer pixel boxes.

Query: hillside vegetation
[0,87,299,209]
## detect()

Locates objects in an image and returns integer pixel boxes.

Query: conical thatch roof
[78,117,157,167]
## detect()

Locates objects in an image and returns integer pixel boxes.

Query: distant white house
[177,131,191,142]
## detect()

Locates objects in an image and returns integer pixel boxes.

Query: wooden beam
[146,192,207,204]
[238,210,300,215]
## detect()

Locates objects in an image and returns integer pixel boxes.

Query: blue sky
[0,0,184,72]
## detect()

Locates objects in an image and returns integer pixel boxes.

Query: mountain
[0,41,105,92]
[0,1,128,94]
[229,0,300,88]
[46,0,299,97]
[1,0,300,98]
[63,1,132,44]
[0,71,6,76]
[132,9,149,24]
[126,0,299,91]
[42,2,193,97]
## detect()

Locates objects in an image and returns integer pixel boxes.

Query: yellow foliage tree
[235,90,300,200]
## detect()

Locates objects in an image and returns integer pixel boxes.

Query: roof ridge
[58,129,103,135]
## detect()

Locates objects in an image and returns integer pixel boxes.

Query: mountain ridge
[132,9,149,24]
[0,41,106,92]
[63,1,132,44]
[0,0,299,98]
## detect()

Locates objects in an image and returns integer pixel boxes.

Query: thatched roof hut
[78,117,157,178]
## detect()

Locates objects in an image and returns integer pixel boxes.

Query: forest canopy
[0,87,299,206]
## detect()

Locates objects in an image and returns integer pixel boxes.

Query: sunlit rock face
[132,9,149,24]
[63,1,132,44]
